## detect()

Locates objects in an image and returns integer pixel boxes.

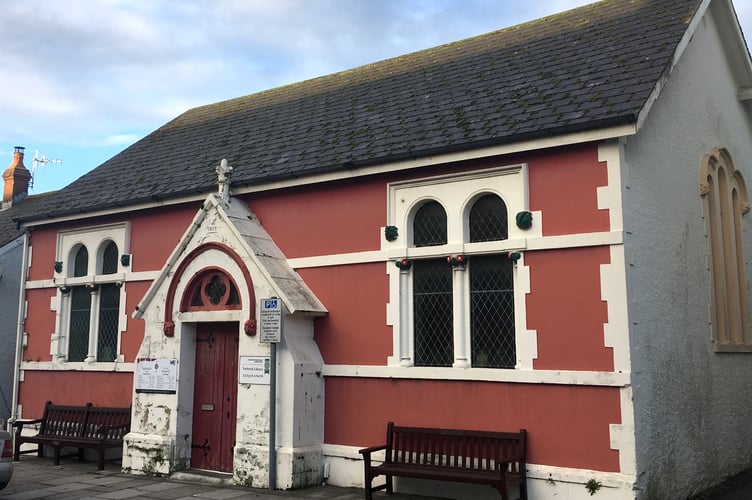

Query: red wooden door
[191,322,238,472]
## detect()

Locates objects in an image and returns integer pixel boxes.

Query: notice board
[135,358,177,394]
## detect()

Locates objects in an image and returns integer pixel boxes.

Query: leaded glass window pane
[102,241,118,275]
[97,284,120,362]
[470,255,515,368]
[68,287,91,362]
[470,194,508,242]
[73,246,88,277]
[413,259,453,367]
[413,201,447,247]
[186,271,241,309]
[206,275,227,305]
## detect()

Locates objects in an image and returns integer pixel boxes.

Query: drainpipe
[9,231,29,431]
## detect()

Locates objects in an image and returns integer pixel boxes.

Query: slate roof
[0,192,57,246]
[19,0,704,224]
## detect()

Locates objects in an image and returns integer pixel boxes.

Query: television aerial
[31,149,63,189]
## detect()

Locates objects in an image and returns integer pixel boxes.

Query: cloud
[106,134,141,146]
[1,0,750,194]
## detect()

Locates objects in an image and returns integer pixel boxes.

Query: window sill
[20,360,136,372]
[321,364,630,387]
[714,342,752,353]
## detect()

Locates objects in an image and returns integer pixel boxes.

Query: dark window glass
[469,194,508,242]
[102,241,119,275]
[73,246,88,277]
[470,255,515,368]
[413,201,447,247]
[97,283,120,362]
[68,287,91,362]
[205,275,227,305]
[413,259,453,367]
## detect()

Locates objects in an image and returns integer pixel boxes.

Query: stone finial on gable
[216,158,233,203]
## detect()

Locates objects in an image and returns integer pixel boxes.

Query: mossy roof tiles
[19,0,703,222]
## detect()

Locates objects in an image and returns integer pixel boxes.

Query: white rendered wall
[621,7,752,498]
[123,199,325,489]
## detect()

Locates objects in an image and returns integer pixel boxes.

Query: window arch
[413,200,447,247]
[100,240,119,275]
[411,199,452,366]
[468,194,515,367]
[72,245,89,277]
[68,244,91,362]
[182,268,242,311]
[55,224,128,364]
[700,147,751,351]
[469,194,508,242]
[388,166,528,370]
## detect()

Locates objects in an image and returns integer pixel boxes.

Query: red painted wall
[325,377,621,472]
[27,229,57,282]
[18,141,622,473]
[529,145,610,236]
[526,246,613,371]
[129,205,199,271]
[122,280,150,361]
[23,289,56,362]
[249,179,385,258]
[20,371,133,418]
[300,263,391,365]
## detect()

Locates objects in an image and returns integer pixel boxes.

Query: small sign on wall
[260,298,282,343]
[135,358,177,393]
[239,356,271,385]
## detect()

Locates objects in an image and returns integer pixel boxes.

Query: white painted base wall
[321,444,637,500]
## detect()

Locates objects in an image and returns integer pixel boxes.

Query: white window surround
[384,165,539,369]
[50,223,130,364]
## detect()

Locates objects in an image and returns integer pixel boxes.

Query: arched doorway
[191,321,238,472]
[183,269,243,472]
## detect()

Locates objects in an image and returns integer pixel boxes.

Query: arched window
[468,194,514,368]
[389,166,528,370]
[65,240,123,362]
[73,245,88,277]
[97,240,120,361]
[183,269,241,311]
[101,241,119,274]
[412,200,453,367]
[469,194,508,242]
[68,245,91,361]
[413,201,448,247]
[700,148,751,351]
[55,224,128,364]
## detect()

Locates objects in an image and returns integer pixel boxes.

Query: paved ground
[0,456,441,500]
[2,455,751,499]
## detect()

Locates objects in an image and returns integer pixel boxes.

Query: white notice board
[239,356,271,385]
[135,358,177,393]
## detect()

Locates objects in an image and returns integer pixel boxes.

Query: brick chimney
[2,146,32,208]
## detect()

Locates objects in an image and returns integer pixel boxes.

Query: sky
[1,0,751,195]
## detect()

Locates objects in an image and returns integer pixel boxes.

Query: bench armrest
[13,418,43,430]
[358,444,387,456]
[359,444,388,469]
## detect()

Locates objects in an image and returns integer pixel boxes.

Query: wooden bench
[359,422,527,500]
[13,401,131,470]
